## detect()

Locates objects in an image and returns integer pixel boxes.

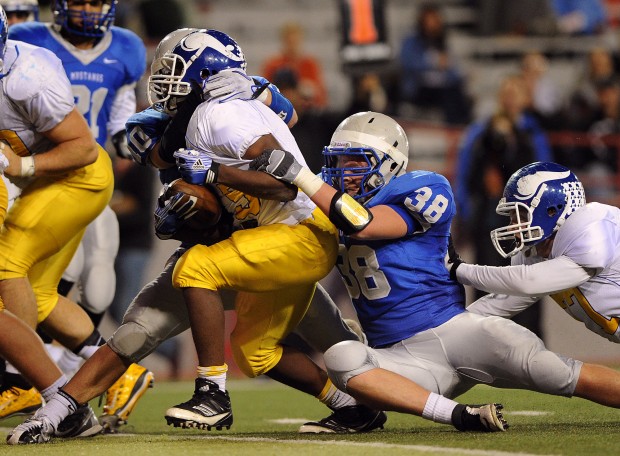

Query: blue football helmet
[0,0,39,23]
[322,112,409,203]
[0,5,8,74]
[148,29,247,115]
[491,161,586,258]
[52,0,116,38]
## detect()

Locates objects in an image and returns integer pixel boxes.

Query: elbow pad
[329,192,373,235]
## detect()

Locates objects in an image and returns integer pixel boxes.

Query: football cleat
[55,404,102,438]
[451,403,509,432]
[298,404,387,434]
[0,386,42,420]
[165,378,233,430]
[6,414,54,445]
[99,363,154,433]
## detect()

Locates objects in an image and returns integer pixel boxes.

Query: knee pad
[107,321,159,364]
[529,350,581,397]
[324,340,378,391]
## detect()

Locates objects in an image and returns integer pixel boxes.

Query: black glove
[159,80,204,163]
[447,234,464,281]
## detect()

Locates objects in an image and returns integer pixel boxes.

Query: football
[163,178,222,229]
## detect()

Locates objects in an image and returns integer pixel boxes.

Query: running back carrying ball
[155,178,223,241]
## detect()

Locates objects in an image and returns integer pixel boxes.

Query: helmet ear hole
[200,69,213,79]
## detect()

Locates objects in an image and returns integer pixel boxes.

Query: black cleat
[298,405,387,434]
[452,403,508,432]
[165,378,232,430]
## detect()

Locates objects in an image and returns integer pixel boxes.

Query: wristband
[20,155,35,177]
[267,86,294,124]
[292,167,323,197]
[204,162,220,184]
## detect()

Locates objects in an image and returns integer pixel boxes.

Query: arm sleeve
[107,83,137,137]
[467,293,539,318]
[456,255,595,296]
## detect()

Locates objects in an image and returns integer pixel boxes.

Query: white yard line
[169,435,560,456]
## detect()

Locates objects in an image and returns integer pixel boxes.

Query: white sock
[40,375,67,404]
[41,390,78,429]
[318,379,357,409]
[197,364,228,391]
[421,392,458,424]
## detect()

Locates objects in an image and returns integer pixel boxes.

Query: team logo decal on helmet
[490,162,586,258]
[148,29,247,115]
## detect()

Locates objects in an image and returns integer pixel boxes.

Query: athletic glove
[112,130,132,160]
[174,148,220,185]
[250,149,323,197]
[249,148,303,184]
[159,80,205,163]
[154,186,198,240]
[447,234,464,281]
[204,69,270,103]
[125,107,171,165]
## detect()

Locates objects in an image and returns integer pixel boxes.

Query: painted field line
[172,434,560,456]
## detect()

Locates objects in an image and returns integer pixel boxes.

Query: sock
[74,329,105,359]
[197,364,228,391]
[317,378,356,410]
[42,389,79,430]
[40,375,68,403]
[421,392,458,424]
[57,349,84,378]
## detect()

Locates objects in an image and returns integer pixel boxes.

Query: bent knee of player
[529,350,580,396]
[36,292,58,324]
[324,340,378,391]
[108,321,160,363]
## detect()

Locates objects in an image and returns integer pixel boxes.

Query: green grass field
[1,379,618,456]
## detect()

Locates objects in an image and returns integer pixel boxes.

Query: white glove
[204,69,268,103]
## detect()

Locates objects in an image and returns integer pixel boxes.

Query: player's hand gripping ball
[155,178,224,242]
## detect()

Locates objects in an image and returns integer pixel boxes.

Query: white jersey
[0,40,74,190]
[185,98,315,229]
[463,202,620,343]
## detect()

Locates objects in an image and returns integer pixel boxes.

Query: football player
[7,29,509,445]
[0,4,112,437]
[250,113,620,427]
[0,0,37,26]
[453,162,620,344]
[7,0,153,431]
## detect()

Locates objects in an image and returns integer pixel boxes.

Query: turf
[1,379,618,455]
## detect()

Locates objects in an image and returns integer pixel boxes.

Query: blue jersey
[337,171,465,347]
[9,23,146,147]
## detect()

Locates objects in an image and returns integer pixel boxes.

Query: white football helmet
[0,0,38,23]
[322,111,409,203]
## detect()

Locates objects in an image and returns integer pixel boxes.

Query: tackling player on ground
[250,111,620,428]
